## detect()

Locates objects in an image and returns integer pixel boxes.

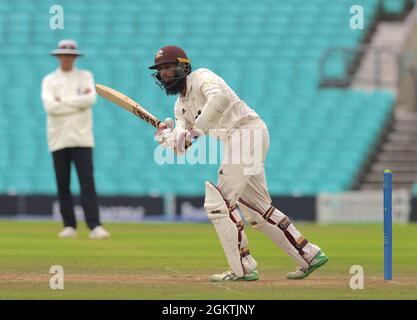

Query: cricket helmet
[149,45,190,70]
[150,45,192,94]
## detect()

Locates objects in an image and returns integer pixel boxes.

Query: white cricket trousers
[217,117,271,210]
[216,117,321,269]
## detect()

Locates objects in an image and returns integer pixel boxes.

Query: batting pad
[205,181,245,277]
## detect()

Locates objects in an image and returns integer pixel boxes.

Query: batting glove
[155,127,172,146]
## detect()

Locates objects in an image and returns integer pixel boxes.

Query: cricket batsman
[150,45,328,281]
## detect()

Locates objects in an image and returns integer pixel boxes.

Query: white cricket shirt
[174,68,259,139]
[41,68,97,152]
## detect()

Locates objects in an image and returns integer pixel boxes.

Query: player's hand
[176,128,202,153]
[154,123,172,145]
[163,117,174,130]
[154,117,175,145]
[175,129,191,153]
[188,128,204,141]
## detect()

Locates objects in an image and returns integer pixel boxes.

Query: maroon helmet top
[149,46,190,70]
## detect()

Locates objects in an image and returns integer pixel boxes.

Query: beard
[163,77,186,96]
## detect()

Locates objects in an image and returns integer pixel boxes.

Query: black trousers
[52,147,101,230]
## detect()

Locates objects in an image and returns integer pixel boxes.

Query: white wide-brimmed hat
[50,39,83,56]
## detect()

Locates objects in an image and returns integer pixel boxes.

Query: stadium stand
[383,0,411,14]
[0,0,397,196]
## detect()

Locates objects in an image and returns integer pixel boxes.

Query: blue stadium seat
[0,0,395,196]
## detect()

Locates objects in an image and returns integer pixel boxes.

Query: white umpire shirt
[173,68,259,140]
[41,68,97,152]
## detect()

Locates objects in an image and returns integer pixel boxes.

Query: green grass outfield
[0,221,416,299]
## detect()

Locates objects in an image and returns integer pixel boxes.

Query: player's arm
[193,76,230,133]
[41,77,81,116]
[60,71,97,109]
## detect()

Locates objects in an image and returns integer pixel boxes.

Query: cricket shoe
[286,250,329,280]
[89,226,111,240]
[210,269,259,282]
[58,227,77,238]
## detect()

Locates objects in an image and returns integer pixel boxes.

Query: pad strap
[277,216,292,230]
[240,247,250,258]
[296,236,309,251]
[263,206,275,221]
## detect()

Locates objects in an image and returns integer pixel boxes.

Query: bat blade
[95,84,161,128]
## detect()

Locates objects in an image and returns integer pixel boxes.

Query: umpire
[41,39,110,239]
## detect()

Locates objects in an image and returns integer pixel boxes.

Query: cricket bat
[95,84,162,128]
